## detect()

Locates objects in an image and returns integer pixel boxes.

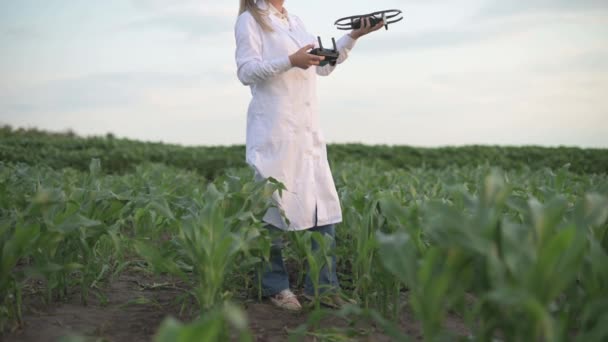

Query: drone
[309,9,403,65]
[335,9,403,31]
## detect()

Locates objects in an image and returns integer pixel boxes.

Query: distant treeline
[1,126,606,178]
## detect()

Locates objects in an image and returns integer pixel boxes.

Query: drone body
[335,9,403,31]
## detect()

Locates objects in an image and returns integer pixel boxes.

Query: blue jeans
[259,222,339,297]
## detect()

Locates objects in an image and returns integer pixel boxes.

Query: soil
[2,270,469,342]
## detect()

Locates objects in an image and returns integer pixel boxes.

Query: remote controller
[309,36,339,67]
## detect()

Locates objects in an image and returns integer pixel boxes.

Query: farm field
[1,127,608,341]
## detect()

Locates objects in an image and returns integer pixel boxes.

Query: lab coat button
[305,101,311,107]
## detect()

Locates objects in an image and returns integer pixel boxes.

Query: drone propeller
[335,9,403,31]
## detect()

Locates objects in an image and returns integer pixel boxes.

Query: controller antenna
[331,37,337,51]
[317,36,323,49]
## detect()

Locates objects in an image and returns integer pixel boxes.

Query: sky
[1,0,607,148]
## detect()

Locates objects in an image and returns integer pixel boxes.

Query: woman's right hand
[289,44,325,69]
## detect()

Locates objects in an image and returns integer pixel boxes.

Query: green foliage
[373,169,608,341]
[0,126,246,180]
[134,178,281,312]
[0,127,607,340]
[154,302,252,342]
[2,125,607,175]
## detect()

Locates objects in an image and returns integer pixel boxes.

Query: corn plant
[154,302,252,342]
[300,231,335,310]
[377,170,608,341]
[134,177,282,312]
[0,220,40,331]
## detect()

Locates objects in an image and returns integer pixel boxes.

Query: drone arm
[316,33,357,76]
[235,13,292,86]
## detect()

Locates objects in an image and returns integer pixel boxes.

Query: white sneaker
[269,289,302,312]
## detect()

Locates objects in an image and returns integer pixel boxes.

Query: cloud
[122,0,237,38]
[356,4,608,54]
[1,27,43,40]
[568,50,608,72]
[362,25,501,52]
[357,13,521,53]
[477,0,608,19]
[532,49,608,75]
[122,13,232,38]
[0,70,234,115]
[1,74,136,114]
[130,0,236,17]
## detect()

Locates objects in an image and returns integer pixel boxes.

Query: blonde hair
[239,0,273,31]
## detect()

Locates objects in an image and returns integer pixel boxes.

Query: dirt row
[4,271,468,342]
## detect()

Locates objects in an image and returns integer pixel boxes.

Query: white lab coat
[234,0,357,231]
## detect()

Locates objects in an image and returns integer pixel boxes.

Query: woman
[234,0,383,311]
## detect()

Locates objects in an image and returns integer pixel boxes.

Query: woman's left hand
[349,17,384,40]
